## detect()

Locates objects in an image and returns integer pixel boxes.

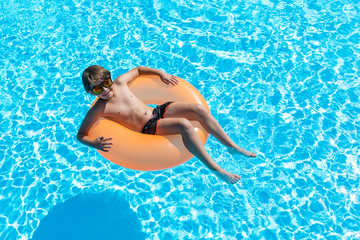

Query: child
[77,65,256,184]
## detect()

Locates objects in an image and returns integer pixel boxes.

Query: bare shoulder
[113,67,140,85]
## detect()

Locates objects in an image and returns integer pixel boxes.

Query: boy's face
[89,80,114,100]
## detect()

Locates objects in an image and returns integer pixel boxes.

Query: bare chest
[103,97,136,120]
[100,92,152,130]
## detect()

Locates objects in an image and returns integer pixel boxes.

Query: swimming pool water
[1,0,359,239]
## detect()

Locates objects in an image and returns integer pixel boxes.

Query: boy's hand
[94,136,113,152]
[160,73,178,86]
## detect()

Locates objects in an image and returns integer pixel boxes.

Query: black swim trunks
[141,101,174,135]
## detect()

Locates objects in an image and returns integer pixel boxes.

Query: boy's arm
[116,66,178,85]
[76,107,113,152]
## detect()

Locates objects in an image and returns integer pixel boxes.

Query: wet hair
[81,65,111,92]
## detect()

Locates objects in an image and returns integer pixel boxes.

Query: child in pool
[77,65,257,184]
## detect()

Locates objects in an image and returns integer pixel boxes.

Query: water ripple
[1,0,360,239]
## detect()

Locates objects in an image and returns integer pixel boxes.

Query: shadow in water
[32,190,146,240]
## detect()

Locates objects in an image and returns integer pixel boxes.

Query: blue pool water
[1,0,360,239]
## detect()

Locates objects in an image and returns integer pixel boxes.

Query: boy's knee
[194,104,210,118]
[177,118,193,132]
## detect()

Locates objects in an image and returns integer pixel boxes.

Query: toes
[217,171,241,184]
[230,175,241,184]
[231,179,239,184]
[246,151,257,157]
[233,174,241,180]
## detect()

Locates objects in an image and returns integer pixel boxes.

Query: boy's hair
[82,65,111,92]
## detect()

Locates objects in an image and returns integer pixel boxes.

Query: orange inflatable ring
[88,75,210,171]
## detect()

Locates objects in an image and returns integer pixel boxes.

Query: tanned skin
[77,66,256,184]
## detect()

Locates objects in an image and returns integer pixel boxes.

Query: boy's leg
[156,118,241,184]
[164,102,256,157]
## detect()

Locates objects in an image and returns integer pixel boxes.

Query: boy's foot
[214,169,241,184]
[227,146,257,157]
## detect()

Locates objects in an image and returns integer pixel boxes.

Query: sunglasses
[90,78,113,95]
